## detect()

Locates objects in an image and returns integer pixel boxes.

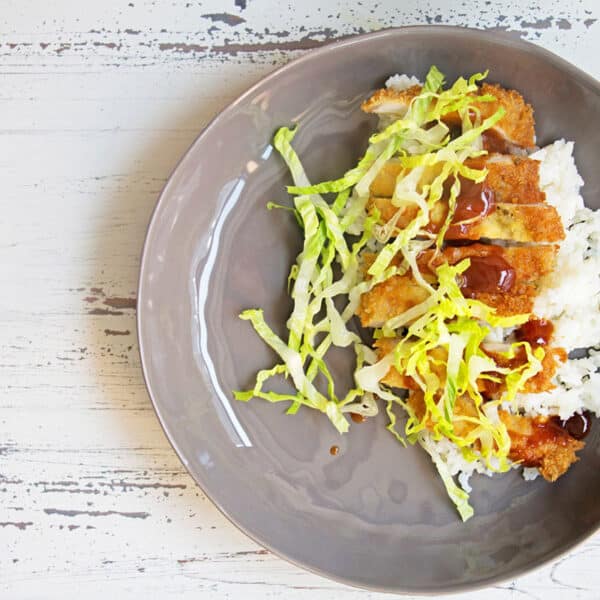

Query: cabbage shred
[235,66,543,521]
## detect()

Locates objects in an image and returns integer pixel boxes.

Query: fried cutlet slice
[358,275,431,329]
[404,390,583,481]
[425,244,557,315]
[500,412,584,481]
[357,244,557,327]
[361,84,421,116]
[476,154,545,204]
[482,345,567,396]
[370,154,545,203]
[368,197,564,243]
[472,83,536,151]
[406,390,491,440]
[447,203,563,243]
[374,339,447,391]
[374,338,566,396]
[430,244,557,290]
[362,83,535,150]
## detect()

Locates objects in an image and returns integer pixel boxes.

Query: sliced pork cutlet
[374,337,566,396]
[368,196,564,243]
[367,154,562,243]
[361,78,583,486]
[357,244,557,328]
[500,412,585,481]
[401,389,584,481]
[362,82,536,152]
[424,244,558,314]
[370,154,545,204]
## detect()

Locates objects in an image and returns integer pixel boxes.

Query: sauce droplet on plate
[329,445,340,456]
[350,412,366,423]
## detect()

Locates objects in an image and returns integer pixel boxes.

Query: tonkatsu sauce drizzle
[451,180,496,232]
[482,130,512,154]
[515,318,554,347]
[458,254,516,297]
[552,411,592,441]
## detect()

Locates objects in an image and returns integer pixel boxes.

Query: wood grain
[2,1,600,598]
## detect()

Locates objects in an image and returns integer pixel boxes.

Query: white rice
[531,141,600,349]
[385,74,421,92]
[512,140,600,425]
[533,208,600,349]
[522,467,540,481]
[419,433,495,493]
[532,140,584,225]
[515,353,600,420]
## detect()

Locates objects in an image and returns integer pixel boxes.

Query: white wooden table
[2,2,599,598]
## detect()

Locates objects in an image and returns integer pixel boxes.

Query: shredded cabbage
[235,66,543,521]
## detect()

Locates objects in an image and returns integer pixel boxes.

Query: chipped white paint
[1,1,600,598]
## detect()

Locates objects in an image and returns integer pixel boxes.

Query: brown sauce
[515,318,554,347]
[509,419,570,469]
[452,181,495,223]
[436,176,495,238]
[464,156,488,170]
[329,445,340,456]
[482,130,512,154]
[515,418,572,465]
[447,180,496,236]
[458,254,516,297]
[350,412,366,423]
[551,411,592,441]
[515,415,592,465]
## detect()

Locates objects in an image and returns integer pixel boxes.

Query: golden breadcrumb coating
[367,196,564,243]
[357,244,557,326]
[370,154,545,203]
[362,82,535,149]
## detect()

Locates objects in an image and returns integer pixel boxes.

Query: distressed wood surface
[1,1,600,598]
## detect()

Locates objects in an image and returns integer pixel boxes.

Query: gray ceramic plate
[138,27,600,594]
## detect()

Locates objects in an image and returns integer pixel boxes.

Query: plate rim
[137,25,600,595]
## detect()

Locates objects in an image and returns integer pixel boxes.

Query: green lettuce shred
[419,433,475,522]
